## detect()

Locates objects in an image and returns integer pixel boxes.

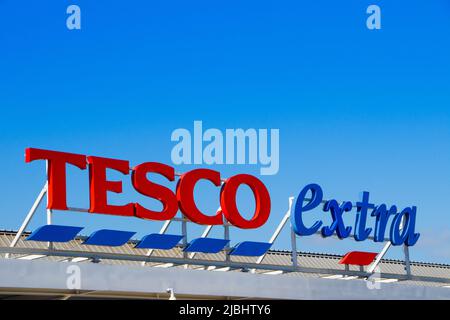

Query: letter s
[132,162,178,221]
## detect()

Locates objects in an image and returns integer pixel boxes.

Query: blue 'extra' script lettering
[291,184,420,246]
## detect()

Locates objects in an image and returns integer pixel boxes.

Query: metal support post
[224,214,230,262]
[7,182,48,258]
[250,197,294,273]
[188,225,214,260]
[141,220,172,266]
[291,227,298,269]
[404,245,412,278]
[47,209,53,250]
[182,216,188,260]
[368,215,407,274]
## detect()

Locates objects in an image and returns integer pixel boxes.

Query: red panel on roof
[339,251,378,266]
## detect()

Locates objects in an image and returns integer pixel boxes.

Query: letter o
[221,174,271,229]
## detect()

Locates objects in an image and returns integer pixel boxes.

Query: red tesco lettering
[25,148,271,229]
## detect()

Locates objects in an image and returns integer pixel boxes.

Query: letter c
[176,169,223,225]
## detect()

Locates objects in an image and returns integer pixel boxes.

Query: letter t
[25,148,87,210]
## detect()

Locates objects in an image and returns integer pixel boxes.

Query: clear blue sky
[0,0,449,264]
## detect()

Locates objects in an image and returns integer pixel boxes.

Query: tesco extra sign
[25,148,420,246]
